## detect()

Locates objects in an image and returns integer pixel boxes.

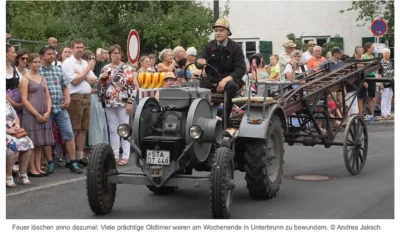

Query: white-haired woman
[378,48,394,119]
[157,49,175,73]
[284,50,308,87]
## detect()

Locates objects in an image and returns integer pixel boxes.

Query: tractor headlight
[189,125,203,140]
[117,123,132,138]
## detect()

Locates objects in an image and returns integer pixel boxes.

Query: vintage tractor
[86,63,286,219]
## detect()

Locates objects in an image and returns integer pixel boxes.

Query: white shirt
[301,51,312,64]
[62,55,94,94]
[284,63,308,78]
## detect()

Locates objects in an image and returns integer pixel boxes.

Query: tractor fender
[237,103,287,140]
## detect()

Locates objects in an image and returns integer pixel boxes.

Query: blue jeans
[51,109,74,141]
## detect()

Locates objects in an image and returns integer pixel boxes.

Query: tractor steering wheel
[183,61,220,90]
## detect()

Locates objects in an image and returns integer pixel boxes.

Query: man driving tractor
[197,18,246,123]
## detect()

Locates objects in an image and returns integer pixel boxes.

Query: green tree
[6,0,218,58]
[339,0,394,46]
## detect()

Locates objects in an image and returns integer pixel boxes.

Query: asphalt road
[6,125,394,219]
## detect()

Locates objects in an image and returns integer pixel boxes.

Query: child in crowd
[268,54,280,80]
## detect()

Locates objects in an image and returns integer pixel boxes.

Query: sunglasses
[20,57,28,60]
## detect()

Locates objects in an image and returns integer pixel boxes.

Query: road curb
[366,120,395,126]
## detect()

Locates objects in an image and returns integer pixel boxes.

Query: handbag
[15,128,27,138]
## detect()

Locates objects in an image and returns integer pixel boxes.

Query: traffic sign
[127,29,140,64]
[370,19,388,37]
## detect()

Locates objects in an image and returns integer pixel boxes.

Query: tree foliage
[339,0,394,46]
[6,0,224,57]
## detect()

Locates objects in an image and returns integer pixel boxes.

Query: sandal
[118,159,129,166]
[6,176,17,188]
[17,173,31,185]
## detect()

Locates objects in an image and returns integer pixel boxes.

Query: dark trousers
[223,80,241,123]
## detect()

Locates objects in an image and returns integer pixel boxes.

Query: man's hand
[197,59,206,67]
[62,96,70,108]
[217,77,232,93]
[363,82,368,88]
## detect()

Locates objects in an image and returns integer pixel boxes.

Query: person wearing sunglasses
[15,49,30,79]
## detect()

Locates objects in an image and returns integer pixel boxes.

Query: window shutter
[330,37,344,49]
[259,41,273,64]
[362,37,374,46]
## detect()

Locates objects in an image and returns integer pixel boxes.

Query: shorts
[66,94,91,131]
[358,80,376,99]
[345,91,359,115]
[51,109,74,141]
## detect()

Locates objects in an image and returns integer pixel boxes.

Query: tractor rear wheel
[243,115,284,199]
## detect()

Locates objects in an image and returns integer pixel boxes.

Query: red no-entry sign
[370,19,388,37]
[127,29,140,64]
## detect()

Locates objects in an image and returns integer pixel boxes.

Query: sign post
[127,29,140,65]
[370,18,388,57]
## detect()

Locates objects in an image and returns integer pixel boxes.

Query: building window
[232,39,259,60]
[302,37,329,46]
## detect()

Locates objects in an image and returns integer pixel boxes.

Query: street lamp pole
[214,0,219,22]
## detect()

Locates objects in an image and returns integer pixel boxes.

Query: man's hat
[213,18,232,36]
[283,40,297,48]
[164,72,177,81]
[307,40,316,46]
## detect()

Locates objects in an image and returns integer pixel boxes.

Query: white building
[224,0,377,62]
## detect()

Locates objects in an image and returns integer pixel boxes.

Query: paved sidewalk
[366,116,395,126]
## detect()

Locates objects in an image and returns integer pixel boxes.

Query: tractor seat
[211,93,225,104]
[210,85,245,105]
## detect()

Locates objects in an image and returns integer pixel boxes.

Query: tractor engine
[130,86,223,187]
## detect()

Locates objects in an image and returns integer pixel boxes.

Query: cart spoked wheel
[210,147,235,219]
[244,115,284,199]
[343,115,368,175]
[86,143,117,215]
[146,185,177,195]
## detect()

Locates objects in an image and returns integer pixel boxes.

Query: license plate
[146,150,170,165]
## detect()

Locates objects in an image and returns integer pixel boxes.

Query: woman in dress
[6,101,34,187]
[98,44,137,166]
[6,44,23,120]
[19,53,55,177]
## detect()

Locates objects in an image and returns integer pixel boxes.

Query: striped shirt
[38,65,67,114]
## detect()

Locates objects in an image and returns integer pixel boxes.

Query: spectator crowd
[5,33,394,188]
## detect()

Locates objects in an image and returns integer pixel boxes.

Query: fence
[8,38,66,53]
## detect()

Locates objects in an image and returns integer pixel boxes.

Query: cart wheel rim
[267,130,280,182]
[344,116,368,174]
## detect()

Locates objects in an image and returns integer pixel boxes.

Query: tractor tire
[86,143,117,215]
[147,186,177,195]
[244,115,284,199]
[210,147,234,219]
